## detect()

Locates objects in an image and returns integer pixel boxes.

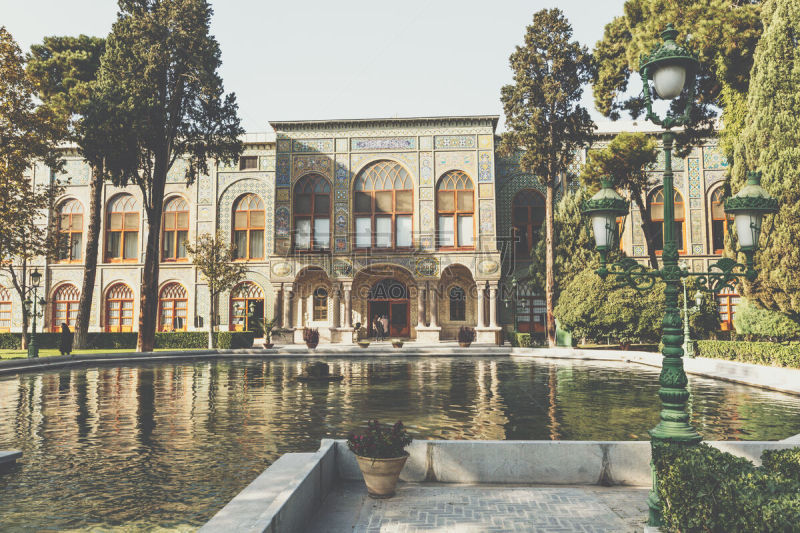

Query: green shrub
[153,332,208,349]
[0,331,254,351]
[88,333,137,349]
[762,448,800,482]
[695,340,800,368]
[215,331,254,349]
[506,331,531,347]
[653,442,800,532]
[0,333,20,349]
[733,299,800,341]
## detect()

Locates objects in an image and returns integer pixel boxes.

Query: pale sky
[1,0,629,132]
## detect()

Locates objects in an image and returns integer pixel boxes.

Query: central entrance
[368,279,410,337]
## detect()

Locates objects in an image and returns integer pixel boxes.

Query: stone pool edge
[199,439,800,533]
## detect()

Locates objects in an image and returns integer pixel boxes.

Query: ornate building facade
[0,116,737,341]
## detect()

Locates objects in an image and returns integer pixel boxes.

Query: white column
[489,283,498,328]
[295,289,303,327]
[344,286,352,328]
[417,285,427,328]
[283,285,293,328]
[332,286,341,328]
[429,283,439,328]
[476,283,485,328]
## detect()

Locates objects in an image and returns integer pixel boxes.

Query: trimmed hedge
[0,331,254,350]
[695,340,800,368]
[506,331,531,347]
[654,442,800,532]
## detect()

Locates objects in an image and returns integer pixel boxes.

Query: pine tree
[732,0,800,319]
[499,8,595,346]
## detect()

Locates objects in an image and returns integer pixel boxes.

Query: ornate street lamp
[582,178,629,275]
[678,261,706,358]
[25,268,45,359]
[583,24,778,527]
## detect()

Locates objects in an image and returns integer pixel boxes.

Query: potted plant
[458,326,476,347]
[391,338,403,349]
[303,327,319,349]
[263,317,278,349]
[347,420,412,498]
[354,321,369,348]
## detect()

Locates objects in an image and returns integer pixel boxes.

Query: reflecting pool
[1,357,799,531]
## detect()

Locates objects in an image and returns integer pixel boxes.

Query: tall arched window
[105,194,139,262]
[158,282,188,332]
[57,199,83,262]
[162,197,189,261]
[710,187,729,255]
[354,160,413,249]
[437,171,474,249]
[313,287,328,321]
[105,283,134,332]
[52,283,80,331]
[230,281,264,332]
[294,174,331,250]
[648,188,685,254]
[449,286,466,321]
[233,194,265,260]
[0,286,11,332]
[512,189,545,259]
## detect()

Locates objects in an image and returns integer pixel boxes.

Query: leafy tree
[581,132,660,268]
[592,0,762,157]
[186,232,248,348]
[27,35,107,349]
[733,298,800,341]
[96,0,244,351]
[499,8,595,346]
[0,27,66,347]
[731,0,800,319]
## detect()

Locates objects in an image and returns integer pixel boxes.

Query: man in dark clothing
[59,323,73,356]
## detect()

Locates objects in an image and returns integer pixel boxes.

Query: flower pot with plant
[458,326,476,347]
[391,338,403,349]
[263,317,278,349]
[347,420,412,498]
[303,327,319,349]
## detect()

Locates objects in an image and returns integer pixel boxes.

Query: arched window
[313,287,328,321]
[710,187,729,254]
[162,197,189,261]
[52,284,79,332]
[230,282,264,332]
[354,160,413,249]
[449,286,466,321]
[158,283,188,332]
[294,174,331,250]
[57,199,83,262]
[648,188,685,254]
[0,286,11,332]
[512,189,545,259]
[437,171,474,249]
[105,283,134,332]
[233,194,265,260]
[105,194,139,262]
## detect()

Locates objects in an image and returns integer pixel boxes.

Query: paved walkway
[308,482,649,532]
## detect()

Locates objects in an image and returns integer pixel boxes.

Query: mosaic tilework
[420,136,433,150]
[478,151,493,183]
[335,160,349,185]
[435,135,476,149]
[692,244,704,255]
[351,137,415,151]
[276,155,290,187]
[276,188,289,202]
[335,138,348,153]
[293,139,333,153]
[259,156,275,171]
[631,211,643,245]
[62,159,90,185]
[633,245,646,256]
[217,179,269,248]
[703,146,728,169]
[335,189,347,202]
[420,188,433,201]
[275,206,290,237]
[167,158,189,183]
[705,170,725,187]
[334,237,348,253]
[693,259,704,272]
[293,155,332,179]
[219,171,269,190]
[350,152,418,179]
[478,134,493,149]
[335,204,348,232]
[198,175,213,205]
[691,210,702,245]
[436,152,475,178]
[479,183,494,198]
[419,234,434,251]
[414,257,439,277]
[567,149,585,177]
[420,201,434,231]
[496,174,545,240]
[688,158,701,198]
[420,152,434,186]
[277,139,291,152]
[479,201,495,234]
[652,150,684,172]
[689,198,701,209]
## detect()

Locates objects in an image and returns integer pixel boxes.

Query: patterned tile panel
[479,200,495,234]
[688,158,701,198]
[293,155,333,179]
[292,139,333,153]
[335,138,349,153]
[496,174,545,240]
[350,137,416,151]
[277,139,291,153]
[703,146,728,169]
[259,156,275,171]
[276,155,290,187]
[61,159,91,185]
[420,152,434,186]
[435,135,476,149]
[478,151,493,183]
[217,179,269,246]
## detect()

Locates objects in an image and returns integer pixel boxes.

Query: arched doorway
[367,279,410,337]
[230,281,264,335]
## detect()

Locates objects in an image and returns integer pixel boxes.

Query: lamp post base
[27,344,39,359]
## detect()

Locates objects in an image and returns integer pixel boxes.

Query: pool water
[1,357,799,531]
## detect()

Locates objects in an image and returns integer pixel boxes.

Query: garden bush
[762,448,800,482]
[0,331,254,351]
[506,331,531,347]
[695,340,800,368]
[653,442,800,532]
[733,299,800,341]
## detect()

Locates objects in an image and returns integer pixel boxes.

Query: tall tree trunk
[8,264,30,349]
[545,183,556,347]
[207,292,215,349]
[74,162,103,349]
[632,193,659,270]
[137,170,167,353]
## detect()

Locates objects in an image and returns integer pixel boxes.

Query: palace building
[0,116,738,342]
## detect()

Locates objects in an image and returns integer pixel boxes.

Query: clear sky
[1,0,629,132]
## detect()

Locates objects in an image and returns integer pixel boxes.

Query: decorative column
[476,282,485,328]
[417,284,427,328]
[283,285,293,328]
[295,288,303,327]
[429,283,439,328]
[343,285,352,328]
[489,282,498,328]
[332,286,340,329]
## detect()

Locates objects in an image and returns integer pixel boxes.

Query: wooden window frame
[648,188,687,255]
[158,283,188,332]
[448,286,466,322]
[293,174,331,252]
[353,160,414,251]
[511,189,545,259]
[239,156,258,170]
[312,287,328,321]
[0,287,12,333]
[710,187,730,255]
[105,283,134,332]
[51,284,80,332]
[233,194,265,261]
[230,281,264,332]
[437,171,475,251]
[105,195,139,263]
[717,289,739,331]
[57,199,84,263]
[161,197,190,262]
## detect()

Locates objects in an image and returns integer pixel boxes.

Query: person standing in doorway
[381,315,389,341]
[374,315,383,341]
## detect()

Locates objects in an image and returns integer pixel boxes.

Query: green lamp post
[24,268,44,359]
[583,24,779,526]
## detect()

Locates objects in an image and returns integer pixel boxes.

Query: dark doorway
[367,279,410,337]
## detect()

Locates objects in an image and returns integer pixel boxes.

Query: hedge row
[0,331,254,350]
[695,340,800,368]
[654,443,800,532]
[506,331,531,347]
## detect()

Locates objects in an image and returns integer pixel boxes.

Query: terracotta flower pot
[355,454,408,498]
[263,343,274,349]
[392,341,403,349]
[459,342,472,348]
[306,341,318,349]
[358,341,370,349]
